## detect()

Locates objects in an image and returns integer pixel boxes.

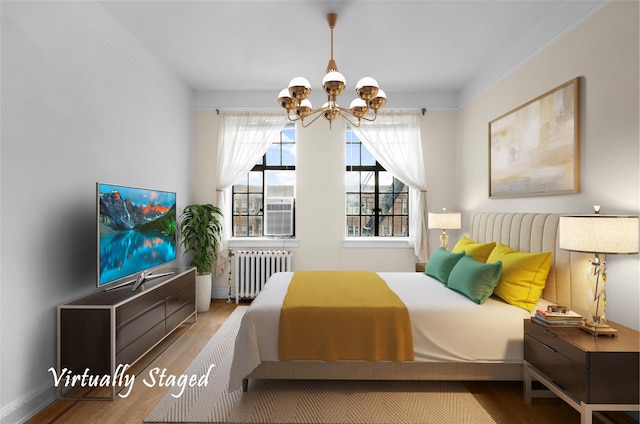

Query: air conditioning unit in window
[264,197,294,236]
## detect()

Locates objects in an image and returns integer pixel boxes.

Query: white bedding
[229,271,547,391]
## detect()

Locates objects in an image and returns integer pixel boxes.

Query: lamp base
[439,232,449,250]
[580,321,618,337]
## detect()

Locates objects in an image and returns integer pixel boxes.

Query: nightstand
[524,319,640,424]
[415,262,425,273]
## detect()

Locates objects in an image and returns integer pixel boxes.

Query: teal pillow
[447,255,502,304]
[424,247,465,284]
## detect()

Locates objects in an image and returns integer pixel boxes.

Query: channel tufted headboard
[469,212,592,318]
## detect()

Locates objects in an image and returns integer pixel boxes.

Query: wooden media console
[57,267,196,400]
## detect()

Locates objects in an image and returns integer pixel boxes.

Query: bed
[229,212,592,392]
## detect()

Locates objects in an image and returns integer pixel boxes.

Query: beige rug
[145,306,497,423]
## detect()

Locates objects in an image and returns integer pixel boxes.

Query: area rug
[145,306,497,423]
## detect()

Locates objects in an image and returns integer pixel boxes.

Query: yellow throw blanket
[278,271,414,362]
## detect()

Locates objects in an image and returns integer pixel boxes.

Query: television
[97,182,177,291]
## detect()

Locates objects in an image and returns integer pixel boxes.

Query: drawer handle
[543,329,557,337]
[542,343,556,353]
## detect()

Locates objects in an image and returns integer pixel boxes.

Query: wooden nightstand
[415,262,425,273]
[524,319,640,424]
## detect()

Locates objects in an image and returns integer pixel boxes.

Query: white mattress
[229,271,546,391]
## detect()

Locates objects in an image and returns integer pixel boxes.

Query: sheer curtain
[352,110,429,261]
[213,111,288,275]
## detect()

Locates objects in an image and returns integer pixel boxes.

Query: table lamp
[428,208,461,250]
[558,206,639,336]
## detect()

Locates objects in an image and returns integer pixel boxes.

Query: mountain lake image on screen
[97,182,177,288]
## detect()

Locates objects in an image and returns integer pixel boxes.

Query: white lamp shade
[559,215,639,254]
[428,212,461,230]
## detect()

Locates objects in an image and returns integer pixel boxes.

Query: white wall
[0,2,194,422]
[456,1,639,329]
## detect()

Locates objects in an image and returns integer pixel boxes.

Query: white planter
[196,273,212,312]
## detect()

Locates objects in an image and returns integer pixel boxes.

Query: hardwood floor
[28,300,637,424]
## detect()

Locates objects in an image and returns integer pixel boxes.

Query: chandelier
[277,13,386,128]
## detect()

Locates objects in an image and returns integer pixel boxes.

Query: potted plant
[179,204,223,312]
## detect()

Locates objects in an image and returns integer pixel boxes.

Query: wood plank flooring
[28,300,637,424]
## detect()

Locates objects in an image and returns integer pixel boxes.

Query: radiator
[233,250,293,304]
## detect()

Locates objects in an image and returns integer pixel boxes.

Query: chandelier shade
[277,13,386,128]
[288,77,311,101]
[356,77,379,100]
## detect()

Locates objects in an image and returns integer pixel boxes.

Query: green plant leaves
[179,204,223,274]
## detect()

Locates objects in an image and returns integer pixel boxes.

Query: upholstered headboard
[469,212,591,318]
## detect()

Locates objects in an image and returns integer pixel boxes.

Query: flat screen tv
[97,182,177,290]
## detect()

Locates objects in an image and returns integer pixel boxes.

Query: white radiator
[233,250,293,304]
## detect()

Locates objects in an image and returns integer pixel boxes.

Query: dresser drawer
[116,287,166,327]
[525,333,587,401]
[165,271,195,296]
[116,321,165,366]
[166,274,195,317]
[590,352,640,404]
[524,318,640,420]
[524,319,586,366]
[116,300,166,352]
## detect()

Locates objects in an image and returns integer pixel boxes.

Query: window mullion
[374,170,380,237]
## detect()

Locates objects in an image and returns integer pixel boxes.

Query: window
[345,128,409,237]
[232,125,296,237]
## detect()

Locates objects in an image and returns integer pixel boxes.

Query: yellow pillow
[487,243,552,312]
[451,237,496,263]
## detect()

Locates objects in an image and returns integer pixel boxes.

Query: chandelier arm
[358,110,379,123]
[335,106,370,122]
[337,109,362,128]
[299,110,327,128]
[284,109,303,123]
[286,104,338,124]
[337,105,379,123]
[307,105,334,116]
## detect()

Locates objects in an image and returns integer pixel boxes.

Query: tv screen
[97,182,177,289]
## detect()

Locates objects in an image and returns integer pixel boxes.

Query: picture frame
[488,77,580,198]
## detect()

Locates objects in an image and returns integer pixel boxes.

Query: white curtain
[213,111,288,275]
[351,110,429,261]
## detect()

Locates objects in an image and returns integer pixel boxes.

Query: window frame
[231,125,296,238]
[345,128,409,238]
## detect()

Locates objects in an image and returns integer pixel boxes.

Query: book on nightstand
[532,316,582,327]
[534,307,583,327]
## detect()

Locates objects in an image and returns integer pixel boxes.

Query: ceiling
[98,0,606,108]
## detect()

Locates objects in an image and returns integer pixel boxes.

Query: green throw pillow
[424,247,465,284]
[447,255,502,304]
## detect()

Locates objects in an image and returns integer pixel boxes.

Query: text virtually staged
[48,364,215,399]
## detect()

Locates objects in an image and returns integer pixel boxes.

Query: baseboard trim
[212,287,235,300]
[1,382,56,424]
